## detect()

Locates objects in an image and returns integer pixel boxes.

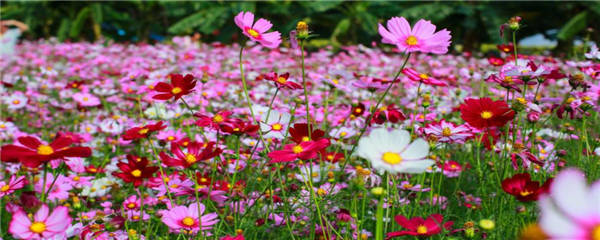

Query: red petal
[18,136,42,149]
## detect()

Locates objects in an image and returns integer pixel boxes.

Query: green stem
[300,40,312,138]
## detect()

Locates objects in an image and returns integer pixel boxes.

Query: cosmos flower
[378,16,451,54]
[538,168,600,239]
[195,111,233,130]
[288,123,325,143]
[4,93,27,110]
[234,11,281,49]
[370,105,407,125]
[112,155,159,187]
[459,98,515,129]
[9,205,71,240]
[1,135,92,168]
[159,142,222,168]
[357,128,434,174]
[153,74,197,101]
[263,72,302,90]
[121,121,166,141]
[423,120,472,143]
[0,175,26,197]
[72,92,101,107]
[267,139,330,163]
[402,68,447,86]
[501,172,552,202]
[161,203,219,234]
[386,214,453,239]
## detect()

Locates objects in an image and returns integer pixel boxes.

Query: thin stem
[300,40,312,138]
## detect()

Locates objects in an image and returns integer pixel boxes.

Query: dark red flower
[263,72,302,90]
[488,56,505,66]
[320,152,344,163]
[85,164,104,174]
[1,135,92,168]
[387,214,453,239]
[370,104,407,125]
[65,80,85,89]
[152,74,196,100]
[267,139,330,163]
[288,123,325,144]
[501,173,553,202]
[351,103,366,117]
[497,43,514,53]
[460,98,515,129]
[219,119,259,135]
[159,142,222,168]
[122,121,166,141]
[112,155,159,187]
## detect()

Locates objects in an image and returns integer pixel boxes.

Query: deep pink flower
[0,175,26,197]
[378,17,451,54]
[9,205,72,239]
[267,139,330,163]
[402,68,447,86]
[234,11,281,49]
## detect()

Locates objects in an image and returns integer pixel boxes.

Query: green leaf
[91,3,103,24]
[167,7,228,35]
[557,11,588,40]
[300,1,342,12]
[331,18,350,46]
[70,6,91,39]
[400,3,454,22]
[57,18,71,42]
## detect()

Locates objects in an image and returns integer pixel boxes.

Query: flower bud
[527,111,540,122]
[296,21,309,39]
[508,16,522,30]
[479,219,495,230]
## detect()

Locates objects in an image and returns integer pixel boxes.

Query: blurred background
[2,1,599,53]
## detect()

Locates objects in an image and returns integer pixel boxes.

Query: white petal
[400,138,429,160]
[539,197,585,238]
[393,159,434,174]
[550,169,594,223]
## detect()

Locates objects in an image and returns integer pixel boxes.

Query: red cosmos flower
[219,119,259,135]
[267,139,330,163]
[288,123,325,143]
[488,56,505,66]
[387,214,453,239]
[1,135,92,168]
[263,72,302,90]
[459,98,515,129]
[501,173,553,202]
[65,80,85,89]
[402,68,447,86]
[122,121,166,141]
[497,43,514,53]
[159,142,222,168]
[152,74,196,101]
[320,152,344,163]
[112,155,159,187]
[85,164,104,174]
[351,103,366,117]
[195,111,233,130]
[370,104,407,125]
[220,234,245,240]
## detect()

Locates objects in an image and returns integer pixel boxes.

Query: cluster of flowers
[0,10,599,240]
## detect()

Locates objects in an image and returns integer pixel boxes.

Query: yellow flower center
[592,225,600,240]
[271,123,282,131]
[171,87,182,94]
[277,77,287,84]
[317,188,327,196]
[213,114,224,123]
[1,185,10,192]
[406,36,418,46]
[170,184,179,189]
[417,225,428,234]
[12,100,20,105]
[246,29,260,38]
[131,169,142,177]
[182,217,195,226]
[382,152,402,165]
[127,203,136,209]
[138,128,149,135]
[167,136,175,141]
[301,136,310,142]
[292,145,304,154]
[73,176,80,181]
[185,154,197,164]
[83,97,89,101]
[340,131,347,137]
[520,190,533,197]
[30,222,46,234]
[442,127,452,137]
[419,73,429,80]
[480,111,493,119]
[37,145,54,155]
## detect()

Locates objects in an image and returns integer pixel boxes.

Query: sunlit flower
[9,205,71,239]
[234,11,281,49]
[378,16,451,54]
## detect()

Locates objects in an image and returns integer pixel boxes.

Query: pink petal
[44,206,71,233]
[411,19,436,39]
[539,196,586,238]
[388,17,411,39]
[9,211,33,238]
[252,18,272,34]
[550,169,595,224]
[242,12,254,30]
[378,23,396,45]
[34,205,50,222]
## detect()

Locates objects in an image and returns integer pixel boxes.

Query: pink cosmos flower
[234,11,281,49]
[402,68,447,86]
[0,175,26,197]
[538,168,600,240]
[72,92,101,107]
[423,120,472,143]
[161,203,219,235]
[378,16,451,54]
[9,205,72,239]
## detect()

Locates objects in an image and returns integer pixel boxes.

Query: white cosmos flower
[357,128,434,174]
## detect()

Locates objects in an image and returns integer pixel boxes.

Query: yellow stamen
[37,145,54,155]
[442,127,452,137]
[246,29,260,38]
[171,87,182,94]
[131,169,142,177]
[417,225,428,234]
[30,222,46,233]
[185,154,197,164]
[406,36,418,46]
[182,217,195,226]
[480,111,493,119]
[271,123,282,131]
[382,152,402,165]
[292,145,303,154]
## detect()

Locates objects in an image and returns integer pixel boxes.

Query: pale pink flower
[423,120,473,143]
[73,92,101,107]
[161,203,219,234]
[378,16,451,54]
[0,175,26,197]
[234,11,282,49]
[9,205,71,239]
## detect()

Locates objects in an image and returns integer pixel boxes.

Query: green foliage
[1,1,599,51]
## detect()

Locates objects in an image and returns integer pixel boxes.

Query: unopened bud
[296,21,309,39]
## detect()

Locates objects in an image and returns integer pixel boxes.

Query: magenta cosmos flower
[9,205,71,239]
[161,203,219,235]
[378,17,451,54]
[234,11,281,49]
[538,168,600,239]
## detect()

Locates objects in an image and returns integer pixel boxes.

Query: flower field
[1,12,600,240]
